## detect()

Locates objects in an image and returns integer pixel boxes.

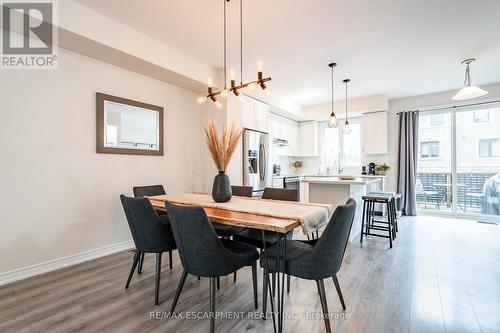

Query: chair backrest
[312,198,356,277]
[133,185,166,198]
[120,195,175,253]
[166,202,235,277]
[231,185,253,197]
[262,188,298,202]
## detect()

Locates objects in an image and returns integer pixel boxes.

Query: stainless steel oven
[284,176,300,199]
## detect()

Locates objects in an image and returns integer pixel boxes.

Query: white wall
[0,47,218,275]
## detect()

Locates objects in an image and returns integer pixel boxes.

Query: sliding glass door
[417,102,500,220]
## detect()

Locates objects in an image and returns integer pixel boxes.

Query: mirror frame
[96,92,164,156]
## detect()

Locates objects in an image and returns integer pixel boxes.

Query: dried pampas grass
[204,119,243,172]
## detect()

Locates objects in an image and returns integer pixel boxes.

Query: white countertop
[300,176,382,185]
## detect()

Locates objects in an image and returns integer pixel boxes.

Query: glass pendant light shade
[452,85,488,100]
[327,112,338,128]
[452,58,488,101]
[343,120,351,134]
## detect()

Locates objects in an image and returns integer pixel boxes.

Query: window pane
[342,123,361,166]
[321,126,339,167]
[456,107,500,216]
[492,139,500,157]
[479,140,490,157]
[473,110,489,123]
[430,114,444,126]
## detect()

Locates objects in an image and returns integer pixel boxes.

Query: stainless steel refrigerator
[243,129,272,196]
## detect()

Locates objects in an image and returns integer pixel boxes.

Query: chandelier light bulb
[257,61,263,72]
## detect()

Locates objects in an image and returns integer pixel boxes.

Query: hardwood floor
[1,215,499,333]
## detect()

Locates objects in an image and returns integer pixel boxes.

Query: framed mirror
[96,93,164,156]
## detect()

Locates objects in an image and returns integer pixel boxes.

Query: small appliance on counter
[361,166,367,175]
[273,164,281,175]
[368,162,377,175]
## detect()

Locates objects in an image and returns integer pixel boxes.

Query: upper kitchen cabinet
[361,111,388,154]
[298,121,319,156]
[270,113,299,156]
[242,97,269,133]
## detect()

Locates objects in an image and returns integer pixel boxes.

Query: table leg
[261,230,276,333]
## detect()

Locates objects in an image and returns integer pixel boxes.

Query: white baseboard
[0,240,135,286]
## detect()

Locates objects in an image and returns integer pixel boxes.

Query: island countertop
[300,176,382,185]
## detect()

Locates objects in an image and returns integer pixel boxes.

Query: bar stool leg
[387,201,393,248]
[360,200,367,244]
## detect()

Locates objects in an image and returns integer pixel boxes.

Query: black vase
[212,171,232,203]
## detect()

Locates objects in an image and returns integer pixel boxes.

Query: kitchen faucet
[334,160,343,174]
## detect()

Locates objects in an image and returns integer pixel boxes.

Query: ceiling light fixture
[452,58,488,101]
[198,0,272,106]
[343,78,351,134]
[327,62,338,128]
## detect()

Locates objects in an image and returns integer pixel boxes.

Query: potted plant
[292,160,303,174]
[204,119,243,202]
[375,163,390,175]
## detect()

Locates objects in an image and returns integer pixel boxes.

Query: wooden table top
[149,194,302,233]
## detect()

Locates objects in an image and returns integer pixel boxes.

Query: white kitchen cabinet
[361,111,388,155]
[298,121,319,156]
[242,97,269,133]
[269,113,299,156]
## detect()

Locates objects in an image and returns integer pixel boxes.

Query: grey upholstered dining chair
[166,202,259,333]
[231,185,253,197]
[262,187,299,201]
[260,199,356,333]
[120,195,178,305]
[233,187,298,312]
[132,185,173,272]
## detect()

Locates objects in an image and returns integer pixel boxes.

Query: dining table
[148,192,334,333]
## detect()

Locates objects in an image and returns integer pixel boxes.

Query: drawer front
[272,178,284,188]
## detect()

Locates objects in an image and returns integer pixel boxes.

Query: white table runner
[158,193,334,235]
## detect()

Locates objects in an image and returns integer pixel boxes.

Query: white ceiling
[76,0,500,107]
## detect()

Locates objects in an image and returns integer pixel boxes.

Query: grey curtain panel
[397,111,419,216]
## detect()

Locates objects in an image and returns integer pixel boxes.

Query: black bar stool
[360,193,396,248]
[368,191,401,235]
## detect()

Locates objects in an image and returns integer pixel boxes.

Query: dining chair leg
[332,274,346,310]
[317,279,332,333]
[287,274,290,293]
[234,270,237,282]
[154,252,162,305]
[251,261,258,310]
[209,277,216,333]
[262,268,268,317]
[138,252,145,274]
[217,276,220,290]
[125,251,140,289]
[169,250,173,270]
[170,270,188,315]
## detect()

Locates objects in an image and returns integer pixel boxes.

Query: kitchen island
[300,176,385,241]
